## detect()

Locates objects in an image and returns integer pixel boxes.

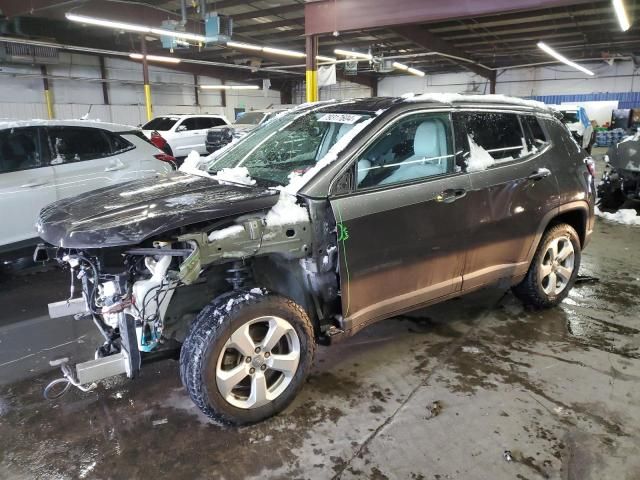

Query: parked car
[142,114,230,158]
[554,105,594,152]
[36,95,595,424]
[205,108,288,153]
[0,119,174,260]
[598,131,640,210]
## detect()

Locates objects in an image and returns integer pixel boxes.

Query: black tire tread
[513,223,581,309]
[179,290,315,425]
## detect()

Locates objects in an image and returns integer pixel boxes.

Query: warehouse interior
[1,1,639,479]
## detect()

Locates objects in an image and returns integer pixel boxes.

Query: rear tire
[513,223,581,309]
[180,290,315,425]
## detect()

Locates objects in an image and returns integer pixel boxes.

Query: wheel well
[549,209,586,246]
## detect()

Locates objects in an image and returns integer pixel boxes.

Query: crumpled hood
[209,124,255,135]
[36,172,278,248]
[608,136,640,172]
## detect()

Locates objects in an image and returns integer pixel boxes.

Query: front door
[0,126,57,248]
[453,111,559,289]
[330,111,472,331]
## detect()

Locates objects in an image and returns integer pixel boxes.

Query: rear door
[0,126,57,247]
[454,110,559,289]
[46,126,140,200]
[329,110,472,329]
[172,117,225,156]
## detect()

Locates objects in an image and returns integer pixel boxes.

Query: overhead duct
[0,41,59,64]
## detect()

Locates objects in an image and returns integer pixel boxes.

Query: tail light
[585,157,596,177]
[150,131,167,150]
[154,153,177,169]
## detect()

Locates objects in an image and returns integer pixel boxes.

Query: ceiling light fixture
[66,13,206,42]
[392,61,425,76]
[612,0,631,31]
[226,41,335,62]
[334,48,373,60]
[129,53,181,64]
[200,84,260,90]
[537,42,595,76]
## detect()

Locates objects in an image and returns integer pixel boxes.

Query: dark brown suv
[37,95,596,424]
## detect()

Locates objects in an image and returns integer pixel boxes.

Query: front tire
[513,223,581,309]
[180,290,315,425]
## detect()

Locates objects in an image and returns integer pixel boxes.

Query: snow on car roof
[0,119,139,132]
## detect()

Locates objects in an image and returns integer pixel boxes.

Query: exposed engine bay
[38,199,342,399]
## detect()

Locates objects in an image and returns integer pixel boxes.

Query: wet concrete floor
[1,209,639,477]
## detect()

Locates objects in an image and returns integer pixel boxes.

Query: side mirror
[176,125,187,132]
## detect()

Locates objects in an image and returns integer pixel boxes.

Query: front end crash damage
[598,137,640,210]
[39,196,343,398]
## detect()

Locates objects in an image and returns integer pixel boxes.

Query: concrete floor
[1,156,639,479]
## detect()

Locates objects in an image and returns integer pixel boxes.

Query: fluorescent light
[129,53,181,64]
[392,61,424,76]
[200,85,260,90]
[226,41,263,51]
[66,13,206,42]
[263,46,306,58]
[226,40,335,62]
[66,13,150,33]
[537,42,595,76]
[334,48,372,60]
[612,0,631,31]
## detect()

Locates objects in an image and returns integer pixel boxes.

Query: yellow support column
[41,65,54,119]
[305,35,318,103]
[141,36,153,121]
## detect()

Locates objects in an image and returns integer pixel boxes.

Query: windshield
[560,111,579,124]
[235,112,266,125]
[208,109,372,186]
[142,117,179,131]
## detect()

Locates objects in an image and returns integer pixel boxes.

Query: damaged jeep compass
[36,95,595,424]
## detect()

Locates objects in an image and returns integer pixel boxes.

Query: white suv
[141,114,229,157]
[0,120,173,256]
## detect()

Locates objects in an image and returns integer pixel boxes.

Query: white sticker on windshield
[318,113,362,124]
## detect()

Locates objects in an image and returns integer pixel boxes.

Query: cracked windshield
[207,110,372,186]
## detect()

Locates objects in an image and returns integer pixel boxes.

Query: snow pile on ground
[179,151,210,178]
[284,117,375,194]
[212,166,256,186]
[405,93,549,110]
[595,207,640,226]
[208,224,245,242]
[466,135,495,172]
[265,188,310,226]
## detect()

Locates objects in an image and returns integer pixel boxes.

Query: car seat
[379,119,449,185]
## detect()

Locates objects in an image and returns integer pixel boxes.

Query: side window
[521,115,549,152]
[0,127,48,173]
[47,127,112,163]
[456,112,527,170]
[180,118,200,131]
[356,112,455,188]
[106,132,134,154]
[200,117,226,129]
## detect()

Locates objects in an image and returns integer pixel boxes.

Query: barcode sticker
[318,113,363,124]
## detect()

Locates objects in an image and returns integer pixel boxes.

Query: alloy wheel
[215,316,300,409]
[539,236,575,296]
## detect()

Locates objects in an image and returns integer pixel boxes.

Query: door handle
[528,168,551,180]
[437,188,467,203]
[20,180,47,188]
[104,159,125,172]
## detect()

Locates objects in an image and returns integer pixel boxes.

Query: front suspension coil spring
[226,261,250,290]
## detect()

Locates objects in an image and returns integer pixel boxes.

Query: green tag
[337,223,349,242]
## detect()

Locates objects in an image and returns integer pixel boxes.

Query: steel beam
[304,0,597,36]
[305,35,318,102]
[391,25,493,79]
